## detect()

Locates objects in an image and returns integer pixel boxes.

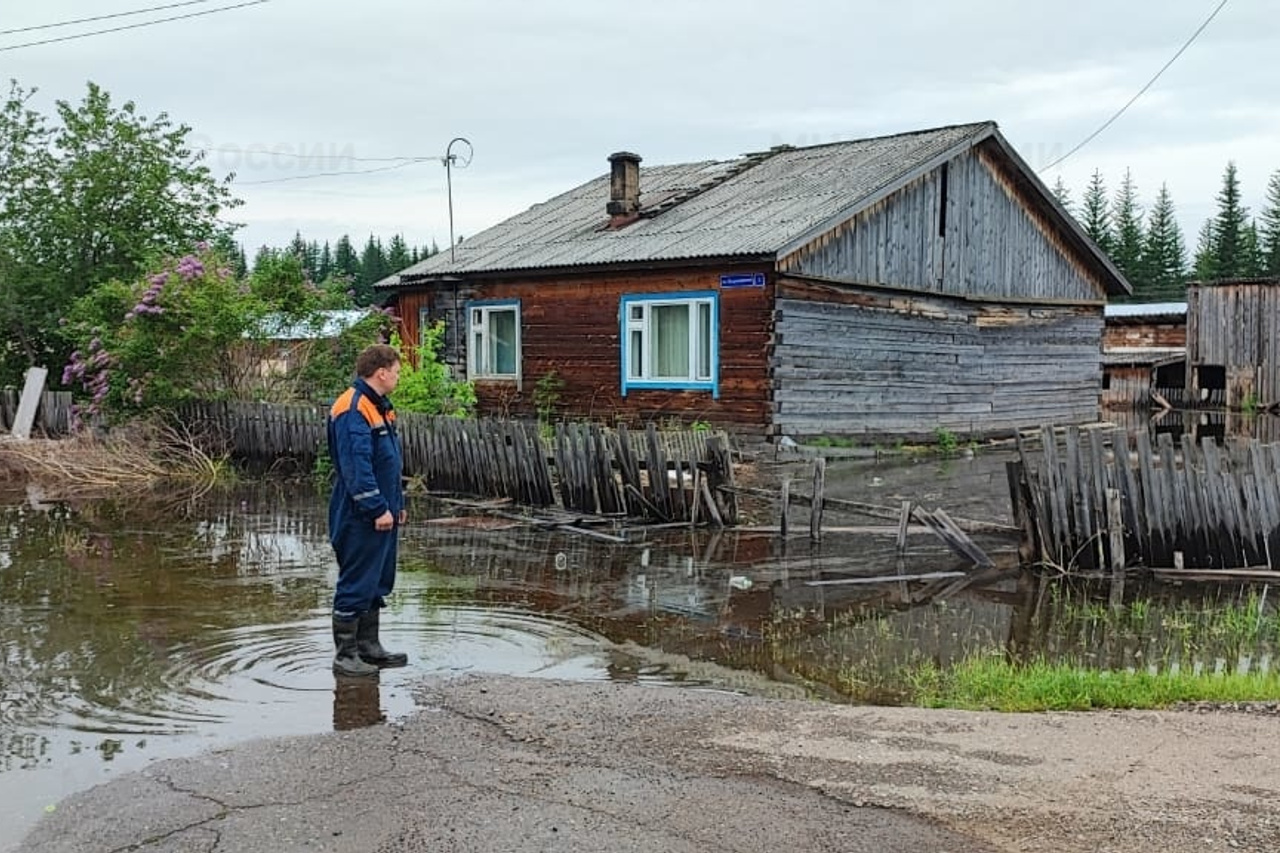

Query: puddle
[1,459,1277,849]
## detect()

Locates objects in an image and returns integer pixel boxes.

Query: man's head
[356,344,401,396]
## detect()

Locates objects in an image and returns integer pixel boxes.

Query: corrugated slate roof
[1104,302,1187,319]
[379,122,994,284]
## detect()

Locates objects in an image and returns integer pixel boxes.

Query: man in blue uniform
[327,344,407,676]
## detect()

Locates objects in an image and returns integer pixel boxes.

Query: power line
[1043,0,1229,171]
[0,0,269,52]
[0,1,214,35]
[196,145,431,164]
[235,159,434,186]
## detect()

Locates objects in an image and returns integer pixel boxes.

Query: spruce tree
[1210,162,1250,279]
[355,235,388,305]
[1081,170,1114,255]
[333,235,361,281]
[1111,169,1145,290]
[1260,169,1280,276]
[252,245,276,271]
[1051,176,1073,214]
[305,239,321,282]
[1141,184,1188,300]
[317,241,333,283]
[1193,220,1217,282]
[386,233,412,272]
[1241,222,1265,279]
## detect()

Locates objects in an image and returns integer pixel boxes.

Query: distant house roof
[1188,276,1280,288]
[253,309,370,340]
[376,121,1128,296]
[1104,302,1187,321]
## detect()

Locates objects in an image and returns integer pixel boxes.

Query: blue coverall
[328,376,404,620]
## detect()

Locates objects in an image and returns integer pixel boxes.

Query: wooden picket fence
[0,389,73,437]
[1009,424,1280,575]
[179,400,736,524]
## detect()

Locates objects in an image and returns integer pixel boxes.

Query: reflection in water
[333,676,384,731]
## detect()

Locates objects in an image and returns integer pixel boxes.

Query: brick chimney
[607,151,641,225]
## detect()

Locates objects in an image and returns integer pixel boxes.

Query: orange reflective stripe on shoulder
[355,394,385,429]
[329,388,386,429]
[330,388,356,419]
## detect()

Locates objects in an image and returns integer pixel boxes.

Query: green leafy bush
[389,323,475,417]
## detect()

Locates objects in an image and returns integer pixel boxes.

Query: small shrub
[390,324,476,416]
[934,427,959,454]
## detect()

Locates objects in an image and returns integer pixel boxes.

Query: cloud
[4,0,1276,260]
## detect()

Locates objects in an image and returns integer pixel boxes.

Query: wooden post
[11,367,48,440]
[896,500,912,602]
[780,476,791,538]
[809,457,826,542]
[896,500,912,557]
[1107,487,1126,609]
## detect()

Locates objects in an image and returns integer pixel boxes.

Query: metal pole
[442,137,472,264]
[446,156,455,263]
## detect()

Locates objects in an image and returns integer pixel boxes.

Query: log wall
[771,279,1102,440]
[396,267,773,433]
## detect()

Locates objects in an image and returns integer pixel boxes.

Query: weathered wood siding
[772,279,1102,440]
[1102,365,1151,410]
[1186,280,1280,407]
[1103,321,1186,350]
[395,269,773,431]
[783,145,1106,303]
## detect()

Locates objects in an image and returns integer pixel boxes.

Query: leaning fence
[179,400,736,524]
[0,389,73,437]
[1009,424,1280,577]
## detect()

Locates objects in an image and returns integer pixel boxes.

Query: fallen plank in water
[805,571,966,587]
[912,507,995,568]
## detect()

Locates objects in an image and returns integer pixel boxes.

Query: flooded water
[1,448,1277,849]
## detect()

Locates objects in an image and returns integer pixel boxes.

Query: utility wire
[1043,0,1229,171]
[235,159,434,186]
[0,0,269,52]
[0,1,214,35]
[197,145,430,164]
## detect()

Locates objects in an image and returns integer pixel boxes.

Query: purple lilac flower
[176,256,205,279]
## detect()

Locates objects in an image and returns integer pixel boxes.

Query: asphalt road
[17,676,991,853]
[18,674,1278,853]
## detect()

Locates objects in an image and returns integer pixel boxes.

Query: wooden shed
[377,122,1129,442]
[1101,302,1186,408]
[1186,277,1280,409]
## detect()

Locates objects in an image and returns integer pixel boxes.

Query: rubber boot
[357,609,408,668]
[333,617,379,677]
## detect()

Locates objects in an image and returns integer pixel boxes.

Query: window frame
[466,299,521,380]
[619,291,719,398]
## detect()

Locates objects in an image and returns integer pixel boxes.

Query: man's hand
[374,510,395,531]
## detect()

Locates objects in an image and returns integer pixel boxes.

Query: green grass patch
[908,655,1280,712]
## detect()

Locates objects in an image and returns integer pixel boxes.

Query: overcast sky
[5,0,1276,257]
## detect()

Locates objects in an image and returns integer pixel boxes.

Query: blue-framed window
[466,299,520,379]
[620,291,719,397]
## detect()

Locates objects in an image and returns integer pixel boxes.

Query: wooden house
[377,122,1129,442]
[1101,302,1186,408]
[1186,277,1280,409]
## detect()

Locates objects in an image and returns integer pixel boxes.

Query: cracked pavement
[17,675,1280,853]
